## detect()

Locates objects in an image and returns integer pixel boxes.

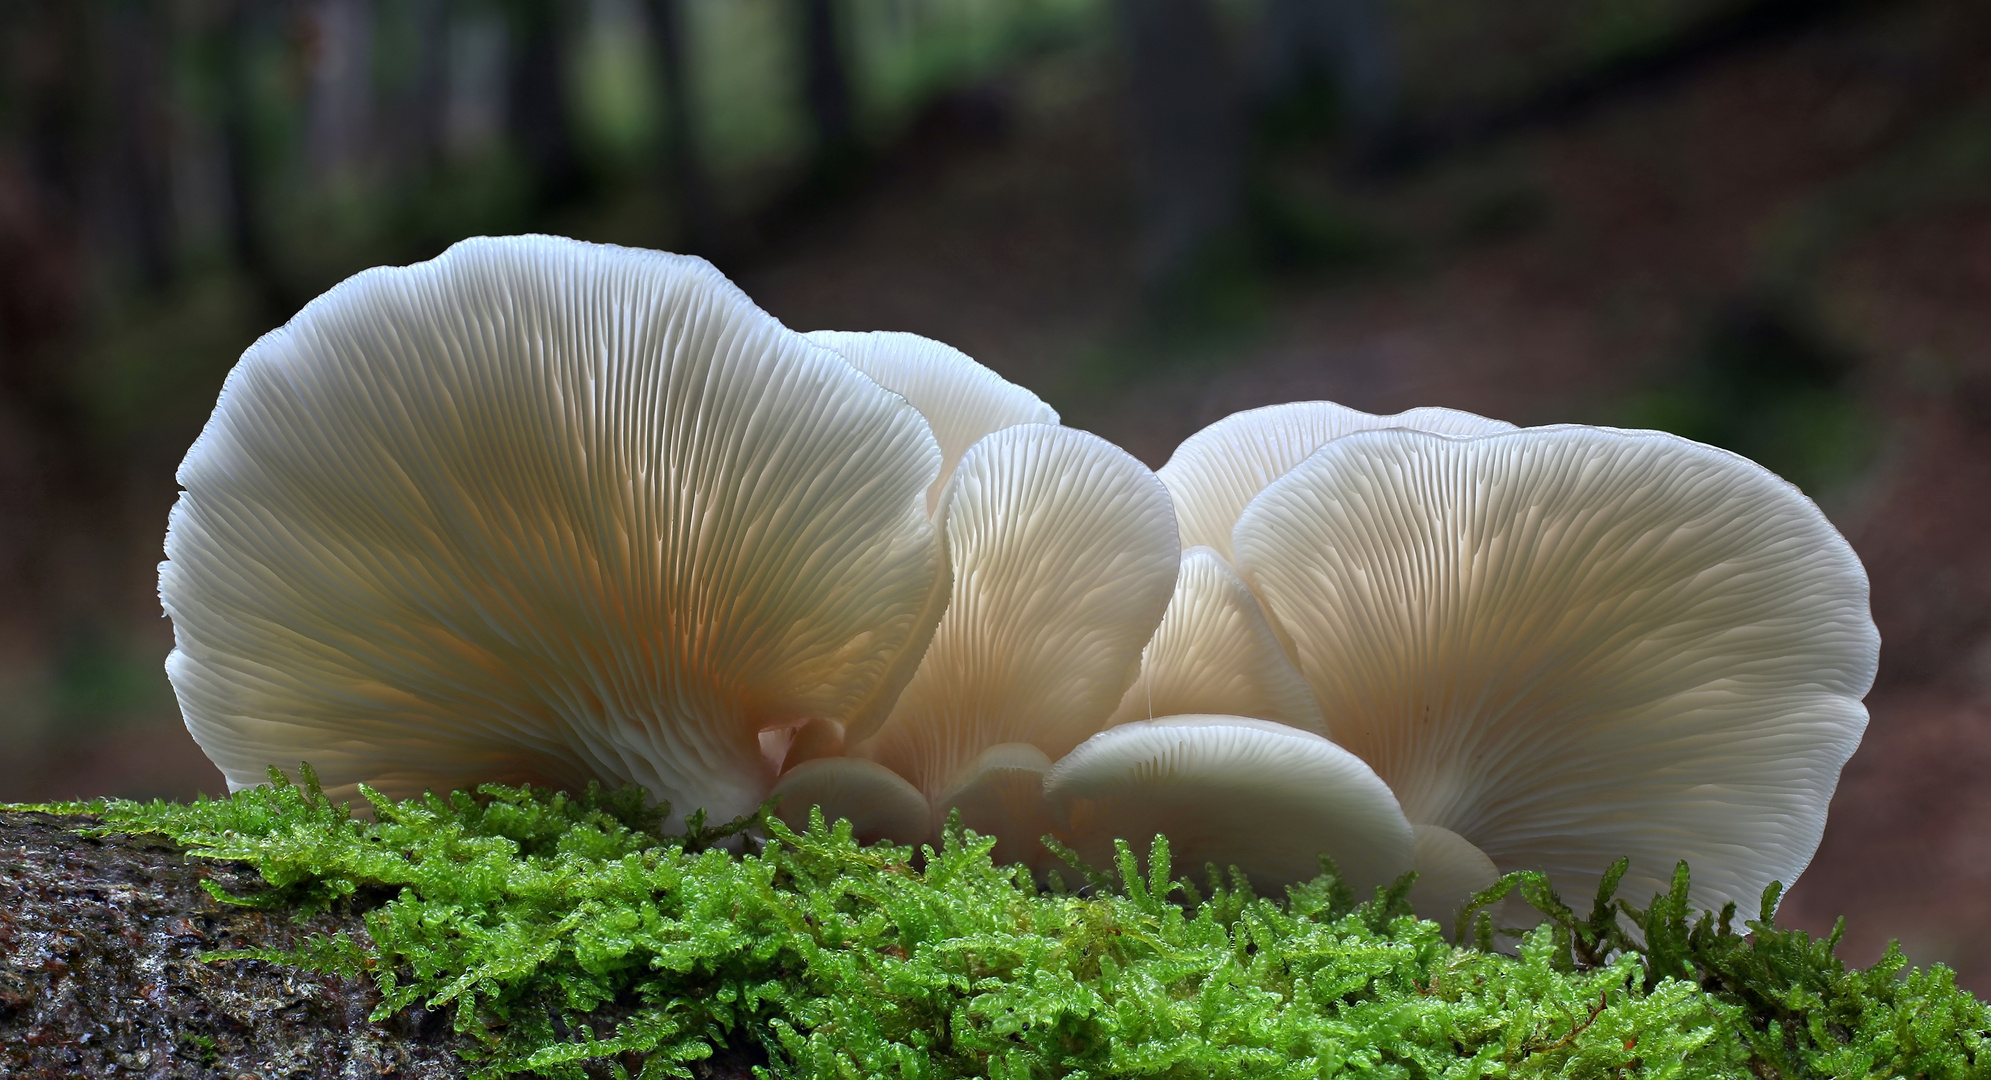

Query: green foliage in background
[23,769,1988,1079]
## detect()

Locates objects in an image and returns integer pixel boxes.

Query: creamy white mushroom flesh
[1045,715,1415,895]
[162,236,948,830]
[772,757,931,846]
[853,422,1180,850]
[1232,424,1879,917]
[936,742,1060,870]
[1159,400,1515,563]
[1105,545,1324,733]
[805,330,1058,515]
[795,329,1061,746]
[1408,824,1501,927]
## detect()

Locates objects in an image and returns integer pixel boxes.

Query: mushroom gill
[1231,423,1878,919]
[161,236,948,830]
[836,422,1181,853]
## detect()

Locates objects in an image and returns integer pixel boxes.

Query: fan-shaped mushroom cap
[1232,425,1879,912]
[938,742,1060,870]
[1158,401,1514,562]
[806,330,1057,513]
[858,423,1180,804]
[1105,546,1323,733]
[772,757,931,845]
[161,236,947,829]
[1408,824,1501,927]
[1044,716,1415,895]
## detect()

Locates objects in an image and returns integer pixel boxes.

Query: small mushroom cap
[1158,401,1514,562]
[162,236,946,828]
[806,330,1058,513]
[1409,824,1501,928]
[1233,425,1879,911]
[1044,715,1415,895]
[936,742,1059,870]
[803,330,1057,741]
[772,756,931,845]
[1105,546,1324,734]
[858,423,1180,800]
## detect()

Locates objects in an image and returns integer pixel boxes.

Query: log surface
[0,809,469,1079]
[0,811,769,1079]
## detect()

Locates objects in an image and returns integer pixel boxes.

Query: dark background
[2,0,1988,989]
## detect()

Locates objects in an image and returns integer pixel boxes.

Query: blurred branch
[1381,0,1882,174]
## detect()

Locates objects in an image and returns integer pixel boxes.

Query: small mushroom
[1231,424,1879,916]
[1159,401,1514,563]
[772,756,930,845]
[935,742,1060,870]
[1044,715,1414,894]
[799,330,1060,749]
[849,423,1180,845]
[805,330,1058,513]
[1104,546,1323,733]
[161,236,948,829]
[1408,824,1501,927]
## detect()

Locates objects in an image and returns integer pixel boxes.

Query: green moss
[23,767,1988,1079]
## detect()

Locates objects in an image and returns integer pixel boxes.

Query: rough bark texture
[0,811,772,1080]
[0,810,471,1079]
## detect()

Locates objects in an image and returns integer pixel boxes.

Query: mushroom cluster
[162,236,1878,926]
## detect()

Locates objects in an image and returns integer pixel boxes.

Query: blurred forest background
[2,0,1990,987]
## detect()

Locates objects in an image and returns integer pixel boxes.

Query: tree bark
[0,810,470,1079]
[0,810,771,1079]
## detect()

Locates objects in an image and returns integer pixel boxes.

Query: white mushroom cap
[772,757,931,845]
[1044,715,1415,895]
[937,742,1059,870]
[800,330,1058,742]
[1158,401,1514,562]
[1105,546,1324,734]
[857,422,1179,838]
[161,236,947,829]
[1232,425,1879,912]
[1409,824,1501,928]
[805,330,1057,513]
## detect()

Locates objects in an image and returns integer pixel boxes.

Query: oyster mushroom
[161,236,949,829]
[1045,715,1414,895]
[1159,400,1514,563]
[780,422,1179,863]
[1104,545,1323,733]
[806,330,1058,513]
[1231,424,1878,919]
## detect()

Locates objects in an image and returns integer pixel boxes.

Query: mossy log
[0,811,762,1080]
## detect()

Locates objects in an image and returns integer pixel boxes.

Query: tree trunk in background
[799,0,858,183]
[1113,0,1244,286]
[410,0,451,175]
[0,5,94,631]
[0,811,763,1079]
[506,0,583,212]
[304,0,376,186]
[107,0,178,293]
[216,0,296,322]
[1249,0,1400,139]
[646,0,725,254]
